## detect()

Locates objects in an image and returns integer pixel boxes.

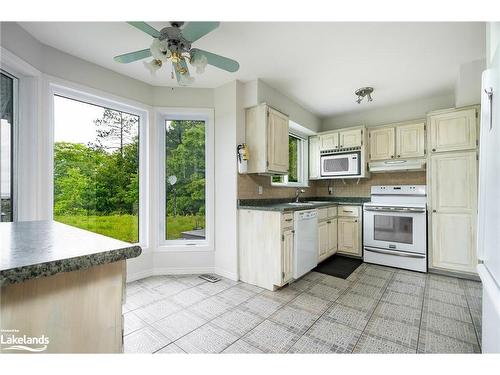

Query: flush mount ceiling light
[114,21,240,86]
[355,87,374,104]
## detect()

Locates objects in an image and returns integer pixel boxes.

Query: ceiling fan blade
[114,49,152,63]
[181,22,220,42]
[174,59,194,86]
[127,22,160,38]
[191,48,239,72]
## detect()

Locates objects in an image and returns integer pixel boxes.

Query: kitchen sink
[285,202,315,207]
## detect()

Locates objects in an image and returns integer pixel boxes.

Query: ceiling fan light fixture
[143,59,162,75]
[190,53,208,74]
[354,87,374,104]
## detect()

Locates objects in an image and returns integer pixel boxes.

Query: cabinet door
[267,108,289,173]
[431,151,477,273]
[369,127,395,161]
[309,136,320,179]
[396,122,425,158]
[320,132,338,151]
[282,229,294,283]
[430,108,477,153]
[337,217,360,255]
[318,221,329,260]
[328,218,338,255]
[339,129,362,148]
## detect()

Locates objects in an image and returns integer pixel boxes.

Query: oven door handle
[364,247,426,259]
[364,207,426,213]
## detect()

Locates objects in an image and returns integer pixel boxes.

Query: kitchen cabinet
[429,108,477,153]
[245,103,289,175]
[318,207,338,263]
[337,205,362,257]
[238,209,295,290]
[369,127,395,161]
[309,135,320,179]
[430,150,478,274]
[339,128,363,148]
[396,122,426,158]
[320,132,339,151]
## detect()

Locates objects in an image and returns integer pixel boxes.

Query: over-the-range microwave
[320,151,361,177]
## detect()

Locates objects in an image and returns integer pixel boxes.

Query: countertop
[237,196,370,212]
[0,221,142,286]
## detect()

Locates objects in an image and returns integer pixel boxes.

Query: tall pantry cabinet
[427,107,479,275]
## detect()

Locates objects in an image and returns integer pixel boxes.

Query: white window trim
[45,79,150,249]
[271,132,309,188]
[156,107,215,253]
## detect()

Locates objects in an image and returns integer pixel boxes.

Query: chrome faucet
[295,188,306,203]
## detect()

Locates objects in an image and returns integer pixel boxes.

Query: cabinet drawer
[327,207,338,218]
[281,212,294,228]
[338,205,360,217]
[318,208,328,221]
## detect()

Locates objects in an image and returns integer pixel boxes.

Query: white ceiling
[19,22,485,117]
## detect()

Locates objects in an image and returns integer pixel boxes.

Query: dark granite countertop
[238,196,370,212]
[0,221,142,286]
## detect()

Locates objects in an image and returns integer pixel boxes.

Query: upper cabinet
[428,108,477,153]
[245,104,289,175]
[396,122,425,158]
[369,127,395,160]
[309,136,321,180]
[320,132,339,151]
[368,120,425,161]
[339,128,363,148]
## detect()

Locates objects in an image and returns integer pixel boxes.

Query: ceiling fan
[114,21,240,86]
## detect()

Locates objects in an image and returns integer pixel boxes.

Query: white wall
[487,22,500,68]
[321,93,455,130]
[455,59,486,108]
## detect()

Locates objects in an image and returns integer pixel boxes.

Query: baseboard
[214,267,239,282]
[126,266,239,283]
[428,267,481,282]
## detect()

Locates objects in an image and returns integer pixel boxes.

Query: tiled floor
[123,263,482,354]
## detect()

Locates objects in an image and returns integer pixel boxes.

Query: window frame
[48,82,149,247]
[271,131,309,188]
[157,107,215,252]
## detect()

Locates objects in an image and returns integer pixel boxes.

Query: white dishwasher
[293,209,319,279]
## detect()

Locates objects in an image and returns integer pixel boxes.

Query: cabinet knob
[340,145,343,148]
[432,148,436,152]
[397,155,401,158]
[391,155,394,158]
[354,220,358,222]
[432,210,436,213]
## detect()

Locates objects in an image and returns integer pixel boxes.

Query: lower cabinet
[282,228,294,284]
[337,205,362,258]
[318,208,338,263]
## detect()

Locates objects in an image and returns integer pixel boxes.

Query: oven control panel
[371,185,426,196]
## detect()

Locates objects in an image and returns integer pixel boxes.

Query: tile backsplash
[237,172,426,199]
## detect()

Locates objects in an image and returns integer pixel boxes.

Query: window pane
[0,72,14,222]
[288,135,299,183]
[53,95,139,243]
[165,120,206,241]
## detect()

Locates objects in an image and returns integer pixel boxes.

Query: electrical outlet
[328,186,334,195]
[258,186,263,195]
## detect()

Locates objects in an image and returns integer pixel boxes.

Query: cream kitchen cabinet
[309,135,321,179]
[317,207,338,262]
[245,104,289,175]
[337,205,362,257]
[428,108,477,153]
[320,132,339,151]
[339,128,363,148]
[429,150,478,274]
[396,122,426,158]
[238,209,295,290]
[369,127,395,161]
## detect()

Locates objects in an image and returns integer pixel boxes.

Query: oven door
[363,205,427,254]
[320,152,360,177]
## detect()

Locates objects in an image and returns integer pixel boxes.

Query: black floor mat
[313,255,363,279]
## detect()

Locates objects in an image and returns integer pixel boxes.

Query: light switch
[258,186,263,195]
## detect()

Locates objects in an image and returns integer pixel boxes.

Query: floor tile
[381,290,423,309]
[124,288,159,311]
[386,280,424,296]
[428,273,461,285]
[126,281,148,297]
[337,291,379,312]
[350,281,385,299]
[364,316,419,349]
[353,333,416,353]
[373,301,422,326]
[222,339,263,353]
[236,282,265,294]
[138,275,171,290]
[123,311,148,336]
[261,286,301,304]
[134,298,183,324]
[422,299,472,323]
[363,265,394,280]
[318,275,350,290]
[242,320,301,353]
[418,329,481,353]
[152,280,190,297]
[239,295,284,318]
[175,323,239,353]
[195,279,236,296]
[174,274,206,287]
[169,288,208,308]
[322,303,372,331]
[305,319,362,353]
[187,296,234,320]
[269,305,319,334]
[288,335,338,353]
[420,313,478,344]
[288,292,331,315]
[155,343,186,353]
[355,274,390,288]
[217,285,261,306]
[124,326,170,353]
[152,310,206,341]
[307,283,342,301]
[426,288,468,307]
[301,271,327,283]
[288,278,314,292]
[211,307,264,337]
[393,271,426,287]
[428,279,466,296]
[465,294,482,312]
